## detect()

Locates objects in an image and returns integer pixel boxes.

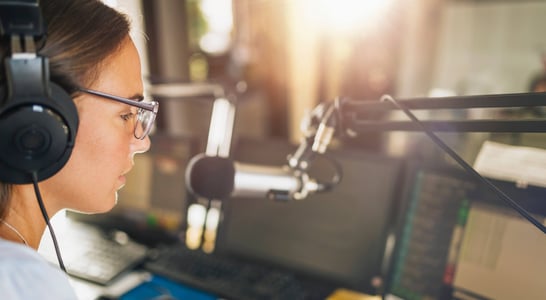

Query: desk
[68,271,150,300]
[70,272,379,300]
[41,213,379,300]
[69,272,216,300]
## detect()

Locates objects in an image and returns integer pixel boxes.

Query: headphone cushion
[0,82,78,184]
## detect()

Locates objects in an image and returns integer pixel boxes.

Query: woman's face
[41,37,151,214]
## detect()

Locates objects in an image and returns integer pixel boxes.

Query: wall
[397,0,546,97]
[391,0,546,162]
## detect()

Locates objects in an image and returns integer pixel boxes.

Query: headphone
[0,0,78,184]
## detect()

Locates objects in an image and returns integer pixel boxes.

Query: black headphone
[0,0,78,184]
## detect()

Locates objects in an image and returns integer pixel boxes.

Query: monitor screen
[386,161,546,300]
[215,137,404,294]
[452,179,546,300]
[386,161,477,300]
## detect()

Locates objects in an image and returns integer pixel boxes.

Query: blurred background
[106,0,546,161]
[51,2,546,298]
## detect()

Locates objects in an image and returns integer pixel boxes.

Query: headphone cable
[31,172,67,272]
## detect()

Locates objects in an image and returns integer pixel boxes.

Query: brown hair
[0,0,131,219]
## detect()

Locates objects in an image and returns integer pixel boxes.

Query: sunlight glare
[315,0,393,35]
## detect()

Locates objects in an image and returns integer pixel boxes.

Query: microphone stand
[337,91,546,133]
[309,91,546,234]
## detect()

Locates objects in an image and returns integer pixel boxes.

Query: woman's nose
[133,134,151,155]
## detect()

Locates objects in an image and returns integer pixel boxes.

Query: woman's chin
[71,196,118,214]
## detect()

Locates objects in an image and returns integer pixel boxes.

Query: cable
[380,94,546,234]
[31,172,67,272]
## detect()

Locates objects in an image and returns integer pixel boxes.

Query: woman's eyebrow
[128,93,144,102]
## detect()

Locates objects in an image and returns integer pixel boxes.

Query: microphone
[185,153,321,201]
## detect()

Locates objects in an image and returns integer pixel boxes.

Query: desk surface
[70,272,379,300]
[40,213,377,300]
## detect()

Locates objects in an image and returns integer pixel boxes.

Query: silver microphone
[186,153,320,201]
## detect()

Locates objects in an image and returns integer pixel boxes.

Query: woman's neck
[2,184,49,249]
[0,219,29,246]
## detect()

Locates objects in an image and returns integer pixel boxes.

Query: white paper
[473,141,546,188]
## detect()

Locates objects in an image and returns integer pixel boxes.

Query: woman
[0,0,157,298]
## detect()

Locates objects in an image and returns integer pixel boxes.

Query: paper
[473,141,546,188]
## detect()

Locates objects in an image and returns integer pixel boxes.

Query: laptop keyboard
[40,221,149,285]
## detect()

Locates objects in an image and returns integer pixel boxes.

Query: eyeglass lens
[134,108,155,139]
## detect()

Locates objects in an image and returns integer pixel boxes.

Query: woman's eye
[121,112,135,121]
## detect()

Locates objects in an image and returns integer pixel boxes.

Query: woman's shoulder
[0,238,45,262]
[0,238,78,299]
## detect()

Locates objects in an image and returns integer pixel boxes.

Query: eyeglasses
[78,88,159,139]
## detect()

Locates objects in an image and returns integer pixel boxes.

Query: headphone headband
[0,0,44,37]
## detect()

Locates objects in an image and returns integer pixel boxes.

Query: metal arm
[337,91,546,134]
[291,91,546,234]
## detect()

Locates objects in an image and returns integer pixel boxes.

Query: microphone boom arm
[337,91,546,134]
[298,91,546,234]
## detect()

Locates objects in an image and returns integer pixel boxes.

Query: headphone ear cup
[0,82,79,184]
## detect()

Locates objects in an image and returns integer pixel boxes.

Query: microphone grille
[186,153,235,199]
